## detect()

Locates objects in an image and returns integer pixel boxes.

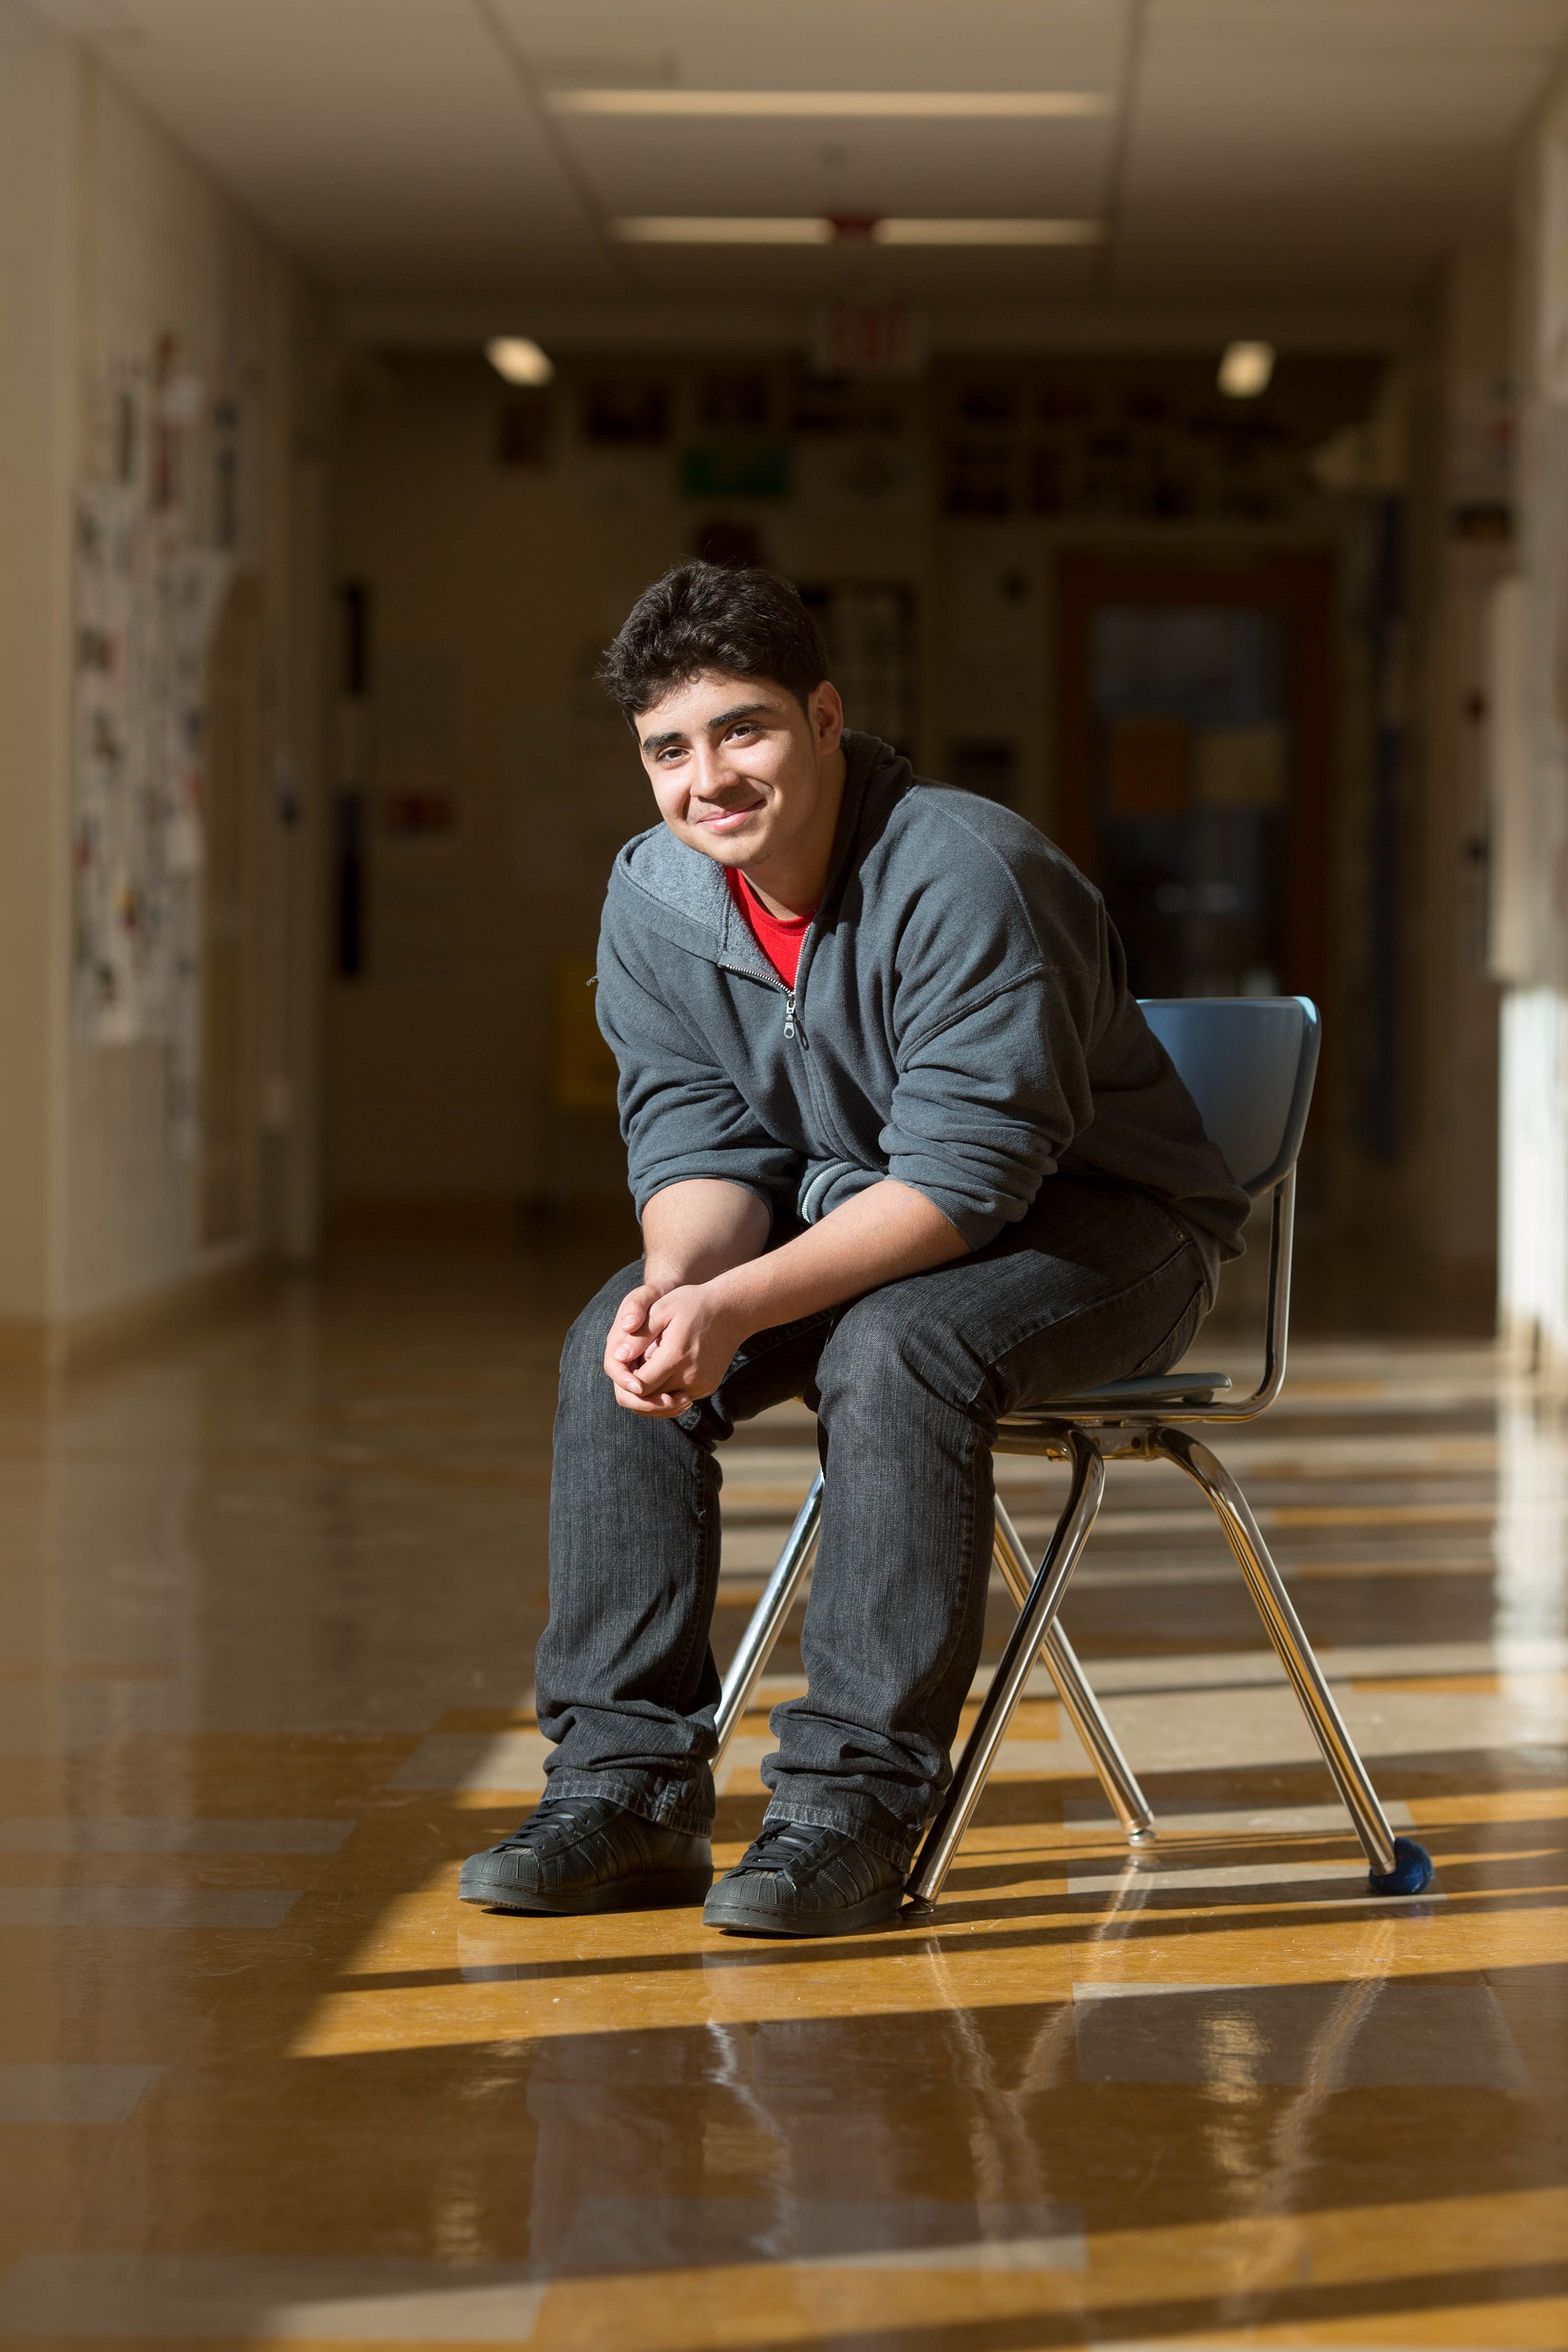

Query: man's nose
[693,753,746,800]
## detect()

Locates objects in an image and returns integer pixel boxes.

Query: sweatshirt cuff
[908,1189,1004,1251]
[633,1170,779,1229]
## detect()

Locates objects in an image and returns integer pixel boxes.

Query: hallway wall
[329,350,944,1210]
[0,2,330,1354]
[330,346,1381,1217]
[1495,64,1568,1373]
[1339,242,1513,1270]
[1497,61,1568,1366]
[0,3,76,1331]
[1410,243,1511,1266]
[331,354,714,1209]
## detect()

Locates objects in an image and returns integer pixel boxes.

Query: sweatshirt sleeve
[882,974,1098,1247]
[878,837,1104,1249]
[596,927,803,1222]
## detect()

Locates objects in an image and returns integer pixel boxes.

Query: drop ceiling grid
[1109,0,1568,299]
[59,0,613,283]
[26,0,1568,317]
[1145,0,1568,54]
[490,0,1134,96]
[557,118,1115,224]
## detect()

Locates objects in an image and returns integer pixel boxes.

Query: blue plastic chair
[715,997,1433,1912]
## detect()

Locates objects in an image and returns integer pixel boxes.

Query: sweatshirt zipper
[720,957,802,1042]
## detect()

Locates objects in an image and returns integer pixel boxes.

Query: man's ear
[810,679,845,759]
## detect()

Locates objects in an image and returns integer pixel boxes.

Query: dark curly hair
[600,560,828,721]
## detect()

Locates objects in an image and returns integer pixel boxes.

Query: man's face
[635,670,844,873]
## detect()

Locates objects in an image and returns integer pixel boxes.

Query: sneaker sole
[702,1883,907,1938]
[459,1866,713,1916]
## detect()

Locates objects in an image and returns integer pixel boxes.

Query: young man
[461,561,1248,1937]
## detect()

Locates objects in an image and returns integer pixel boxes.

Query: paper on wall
[72,483,232,1121]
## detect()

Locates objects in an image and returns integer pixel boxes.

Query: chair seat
[1000,1370,1233,1421]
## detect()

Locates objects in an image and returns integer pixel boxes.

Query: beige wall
[1382,241,1512,1268]
[0,1,329,1348]
[330,348,1382,1214]
[0,4,77,1324]
[1496,64,1568,1363]
[330,353,940,1209]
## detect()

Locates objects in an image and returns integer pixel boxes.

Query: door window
[1093,605,1291,997]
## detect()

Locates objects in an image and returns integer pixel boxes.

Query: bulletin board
[72,482,232,1143]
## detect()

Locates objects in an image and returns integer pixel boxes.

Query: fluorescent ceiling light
[876,218,1103,246]
[615,218,835,244]
[487,335,554,385]
[1218,340,1275,397]
[551,88,1112,119]
[613,217,1103,247]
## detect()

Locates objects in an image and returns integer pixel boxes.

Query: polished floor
[1,1220,1565,2350]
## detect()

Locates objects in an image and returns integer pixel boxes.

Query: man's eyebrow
[640,701,771,755]
[705,701,770,733]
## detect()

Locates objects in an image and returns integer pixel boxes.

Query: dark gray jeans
[536,1176,1212,1868]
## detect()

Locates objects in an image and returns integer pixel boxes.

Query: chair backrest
[1139,996,1320,1197]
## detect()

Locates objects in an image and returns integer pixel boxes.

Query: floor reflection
[0,1228,1565,2346]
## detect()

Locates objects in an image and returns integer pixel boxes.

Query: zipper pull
[783,990,796,1041]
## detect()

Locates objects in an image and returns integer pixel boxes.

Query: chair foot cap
[1367,1836,1433,1897]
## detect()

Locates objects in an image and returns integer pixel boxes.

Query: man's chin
[679,822,769,866]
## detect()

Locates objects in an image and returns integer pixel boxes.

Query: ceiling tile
[35,0,1568,326]
[557,116,1114,220]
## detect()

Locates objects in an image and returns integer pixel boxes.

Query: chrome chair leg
[908,1429,1106,1910]
[1153,1425,1433,1896]
[714,1472,823,1767]
[993,1498,1156,1844]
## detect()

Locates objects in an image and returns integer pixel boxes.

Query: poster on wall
[72,481,231,1148]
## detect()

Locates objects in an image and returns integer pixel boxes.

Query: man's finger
[613,1385,691,1416]
[635,1335,689,1390]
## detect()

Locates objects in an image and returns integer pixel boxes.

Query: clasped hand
[603,1280,749,1417]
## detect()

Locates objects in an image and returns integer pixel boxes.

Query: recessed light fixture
[551,88,1113,119]
[613,217,1104,247]
[1218,340,1275,398]
[486,335,555,386]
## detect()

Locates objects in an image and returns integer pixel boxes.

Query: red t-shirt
[726,867,813,989]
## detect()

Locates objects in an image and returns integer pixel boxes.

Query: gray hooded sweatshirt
[596,730,1249,1284]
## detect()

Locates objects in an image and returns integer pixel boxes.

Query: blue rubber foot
[1367,1836,1433,1897]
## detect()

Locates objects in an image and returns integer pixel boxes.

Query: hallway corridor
[0,1226,1563,2349]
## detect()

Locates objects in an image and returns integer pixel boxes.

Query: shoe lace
[736,1819,849,1874]
[502,1797,615,1851]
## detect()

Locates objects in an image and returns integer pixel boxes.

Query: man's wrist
[641,1260,733,1298]
[704,1260,765,1334]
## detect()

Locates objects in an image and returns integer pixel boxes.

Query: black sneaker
[703,1819,906,1938]
[458,1795,713,1915]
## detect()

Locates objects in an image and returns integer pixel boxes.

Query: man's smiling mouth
[698,802,764,831]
